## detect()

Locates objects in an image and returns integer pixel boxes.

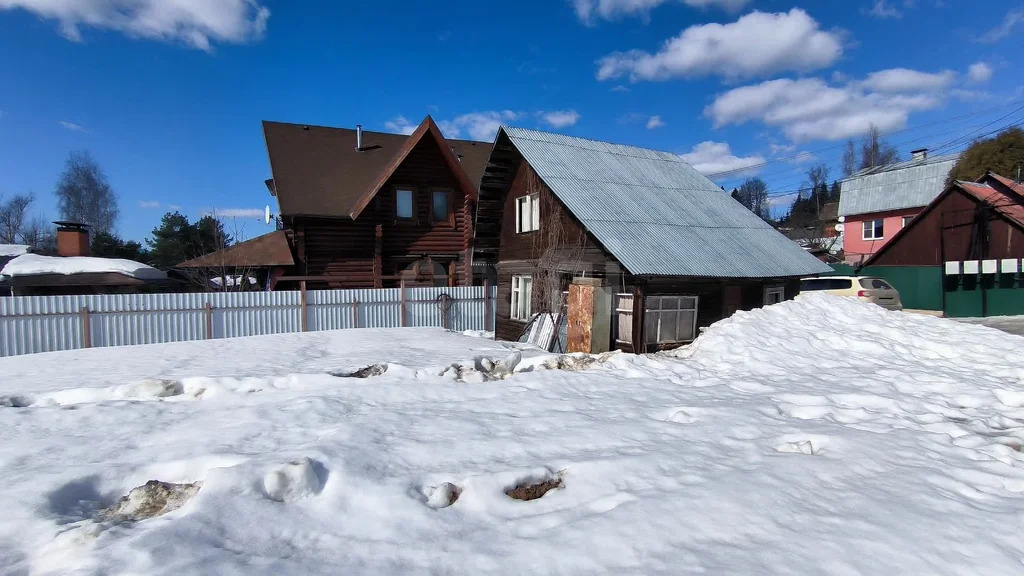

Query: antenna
[264,205,273,225]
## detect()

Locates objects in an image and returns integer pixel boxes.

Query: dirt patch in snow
[330,364,388,378]
[99,480,201,522]
[506,476,563,501]
[0,395,33,408]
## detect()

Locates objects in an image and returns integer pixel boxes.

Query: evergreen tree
[947,127,1024,183]
[91,231,150,263]
[146,212,196,269]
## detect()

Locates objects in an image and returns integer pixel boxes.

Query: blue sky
[1,0,1022,241]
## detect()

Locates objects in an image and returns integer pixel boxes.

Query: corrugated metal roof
[838,153,959,217]
[501,126,831,278]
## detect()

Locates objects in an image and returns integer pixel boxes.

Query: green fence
[943,269,1024,318]
[820,263,1024,317]
[822,264,943,311]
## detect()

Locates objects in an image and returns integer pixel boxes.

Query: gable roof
[263,116,490,218]
[498,126,831,278]
[176,230,295,268]
[863,173,1024,266]
[838,152,959,217]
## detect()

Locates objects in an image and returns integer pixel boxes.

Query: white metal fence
[0,285,496,357]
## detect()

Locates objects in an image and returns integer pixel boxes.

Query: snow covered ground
[2,294,1024,575]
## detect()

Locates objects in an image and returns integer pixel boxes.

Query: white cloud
[596,9,842,82]
[610,85,630,93]
[980,7,1024,43]
[572,0,749,23]
[540,110,581,128]
[861,68,956,92]
[706,71,948,142]
[0,0,269,51]
[384,116,417,135]
[58,120,85,132]
[138,200,160,209]
[438,111,521,141]
[866,0,901,18]
[211,208,265,219]
[968,61,993,84]
[168,204,182,211]
[646,115,666,129]
[680,141,764,177]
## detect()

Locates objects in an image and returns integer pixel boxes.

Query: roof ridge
[502,125,683,162]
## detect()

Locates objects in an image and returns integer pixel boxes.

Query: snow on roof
[0,244,31,257]
[0,254,166,280]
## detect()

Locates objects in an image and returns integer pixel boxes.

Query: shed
[476,127,830,352]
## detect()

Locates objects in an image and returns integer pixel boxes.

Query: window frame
[395,187,416,221]
[764,285,785,305]
[515,193,540,234]
[862,219,884,240]
[510,275,533,321]
[645,295,699,345]
[429,189,453,225]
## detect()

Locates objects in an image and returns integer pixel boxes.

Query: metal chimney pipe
[356,124,363,150]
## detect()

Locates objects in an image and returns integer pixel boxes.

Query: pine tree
[947,127,1024,183]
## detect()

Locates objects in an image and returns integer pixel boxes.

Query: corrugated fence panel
[0,285,495,357]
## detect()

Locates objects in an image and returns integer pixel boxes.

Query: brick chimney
[54,221,90,257]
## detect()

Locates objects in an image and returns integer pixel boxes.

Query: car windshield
[801,278,853,290]
[859,278,893,290]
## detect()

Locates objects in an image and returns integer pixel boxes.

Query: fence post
[484,278,492,331]
[400,279,407,327]
[80,306,92,348]
[352,295,359,328]
[204,302,213,339]
[300,281,308,332]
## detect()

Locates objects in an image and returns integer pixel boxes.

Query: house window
[902,215,913,228]
[862,219,884,240]
[515,193,540,233]
[396,189,414,220]
[764,285,785,305]
[431,190,451,222]
[511,275,533,321]
[645,295,698,344]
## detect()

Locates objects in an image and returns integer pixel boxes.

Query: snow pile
[0,244,31,257]
[2,300,1024,574]
[209,275,258,287]
[1,253,166,280]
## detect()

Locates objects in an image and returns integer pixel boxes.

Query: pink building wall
[843,207,921,265]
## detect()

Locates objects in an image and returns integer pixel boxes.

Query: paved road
[954,316,1024,337]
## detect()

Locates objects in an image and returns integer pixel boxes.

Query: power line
[704,98,1024,179]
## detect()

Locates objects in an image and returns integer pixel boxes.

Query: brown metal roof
[176,230,294,268]
[263,116,490,218]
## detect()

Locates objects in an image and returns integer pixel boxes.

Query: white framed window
[764,285,785,305]
[511,275,533,321]
[902,215,913,228]
[862,219,884,240]
[645,295,698,344]
[515,193,540,233]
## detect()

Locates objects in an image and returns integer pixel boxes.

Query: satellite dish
[264,205,272,225]
[834,223,845,232]
[837,216,845,223]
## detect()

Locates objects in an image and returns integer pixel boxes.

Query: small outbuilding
[475,127,830,352]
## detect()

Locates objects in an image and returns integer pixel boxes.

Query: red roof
[958,181,1024,229]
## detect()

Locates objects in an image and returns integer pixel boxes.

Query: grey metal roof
[838,153,959,217]
[500,126,831,278]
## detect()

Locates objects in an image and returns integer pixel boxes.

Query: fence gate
[614,293,633,345]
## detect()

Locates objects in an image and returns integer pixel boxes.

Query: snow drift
[1,295,1023,575]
